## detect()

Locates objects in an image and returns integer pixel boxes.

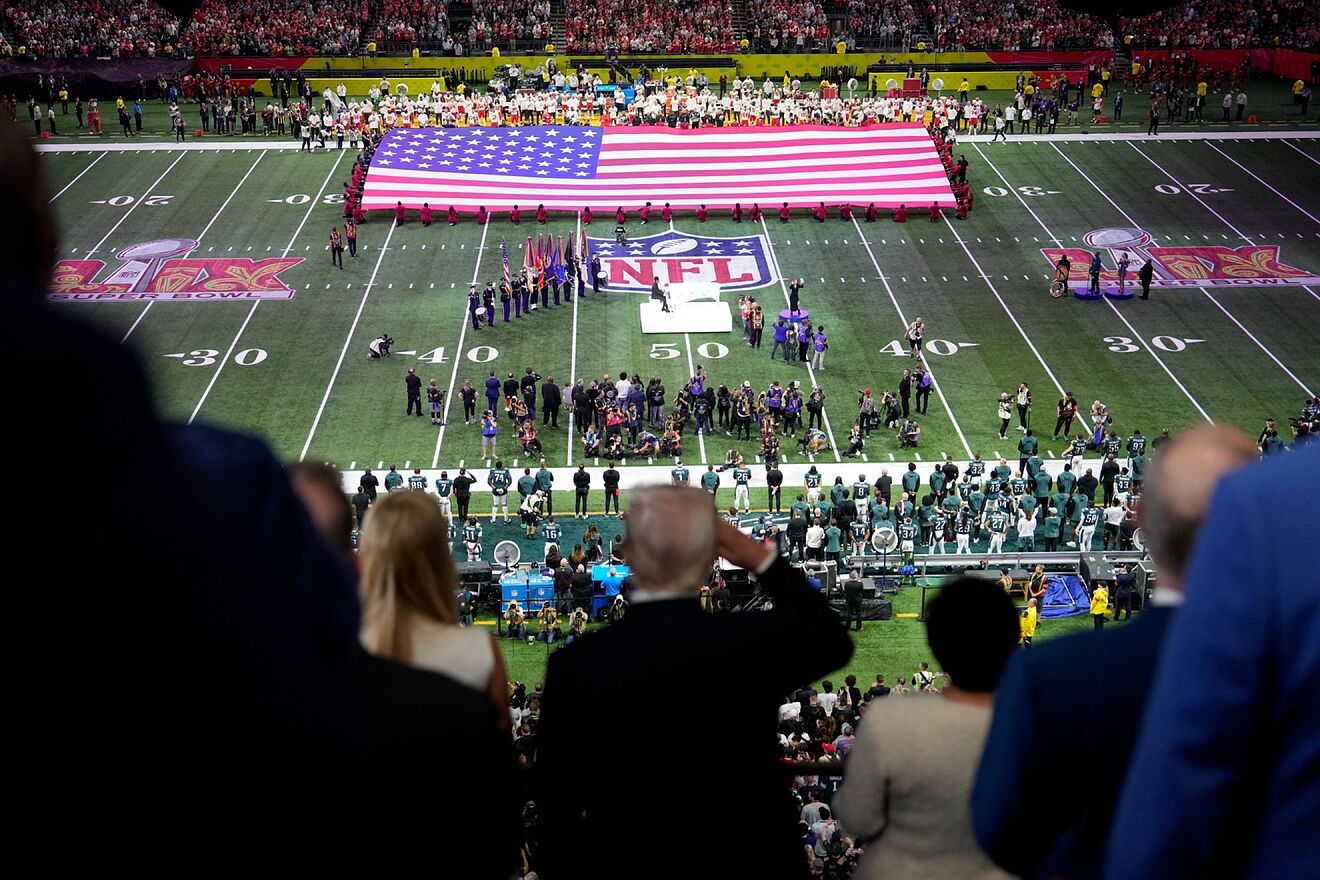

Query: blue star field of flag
[371,126,603,178]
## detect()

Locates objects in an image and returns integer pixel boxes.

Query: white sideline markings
[301,220,399,461]
[48,152,106,203]
[980,144,1213,422]
[1282,141,1320,166]
[760,216,841,462]
[850,215,973,459]
[938,211,1066,395]
[432,221,492,468]
[566,214,583,467]
[124,152,267,342]
[1205,142,1320,226]
[1122,144,1317,397]
[189,151,347,423]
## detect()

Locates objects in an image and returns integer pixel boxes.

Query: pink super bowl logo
[49,238,304,302]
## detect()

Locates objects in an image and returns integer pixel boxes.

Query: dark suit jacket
[972,606,1174,880]
[535,556,852,879]
[542,380,562,410]
[1106,445,1320,879]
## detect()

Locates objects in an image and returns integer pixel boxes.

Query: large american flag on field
[359,123,955,212]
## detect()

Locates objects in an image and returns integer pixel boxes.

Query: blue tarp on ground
[1041,574,1090,619]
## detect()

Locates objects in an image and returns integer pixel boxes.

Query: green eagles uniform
[791,500,811,521]
[535,468,554,492]
[1020,495,1038,515]
[987,510,1010,534]
[1103,435,1122,457]
[966,459,986,480]
[517,474,537,498]
[733,466,752,486]
[1033,471,1052,499]
[817,498,835,524]
[870,500,889,524]
[994,464,1013,482]
[930,512,947,541]
[1056,469,1076,495]
[462,523,482,543]
[435,477,453,498]
[1127,435,1147,456]
[407,474,428,491]
[968,489,987,515]
[489,468,512,496]
[850,520,867,541]
[901,470,920,493]
[384,470,403,491]
[830,483,845,505]
[700,470,720,491]
[1129,453,1149,483]
[1026,454,1044,478]
[541,522,562,542]
[825,526,842,553]
[1018,435,1038,456]
[1115,473,1132,494]
[672,466,691,485]
[897,521,917,542]
[929,470,946,495]
[853,480,871,505]
[805,471,823,489]
[1009,477,1027,496]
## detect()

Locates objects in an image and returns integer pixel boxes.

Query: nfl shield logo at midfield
[588,229,776,293]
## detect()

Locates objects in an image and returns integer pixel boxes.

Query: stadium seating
[562,0,737,54]
[744,0,831,53]
[3,0,1318,58]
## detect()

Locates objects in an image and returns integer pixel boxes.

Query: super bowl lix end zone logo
[49,238,303,302]
[588,229,776,292]
[1045,227,1320,289]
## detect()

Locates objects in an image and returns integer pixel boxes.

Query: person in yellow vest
[1090,80,1103,102]
[367,39,377,56]
[1294,79,1306,105]
[1100,65,1111,96]
[1020,598,1038,646]
[959,78,970,102]
[1196,80,1208,98]
[1024,81,1035,99]
[1090,582,1109,630]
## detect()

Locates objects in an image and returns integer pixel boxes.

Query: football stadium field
[45,130,1320,477]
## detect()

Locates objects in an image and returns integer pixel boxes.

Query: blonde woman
[359,492,510,730]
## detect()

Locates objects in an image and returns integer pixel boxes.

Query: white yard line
[682,333,710,464]
[188,151,346,423]
[432,221,492,467]
[978,144,1214,421]
[1102,145,1317,397]
[1205,142,1320,226]
[759,217,841,462]
[47,152,105,203]
[122,152,267,342]
[301,219,400,461]
[1282,140,1320,166]
[934,211,1066,395]
[849,215,973,458]
[566,215,582,467]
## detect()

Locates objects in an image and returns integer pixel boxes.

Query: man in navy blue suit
[1105,439,1320,880]
[971,425,1257,880]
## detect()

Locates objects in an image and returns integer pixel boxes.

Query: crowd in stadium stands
[562,0,737,54]
[182,0,369,56]
[374,0,450,46]
[745,0,831,52]
[4,0,1320,58]
[844,0,920,48]
[462,0,552,50]
[2,0,181,58]
[1121,0,1320,50]
[928,0,1109,51]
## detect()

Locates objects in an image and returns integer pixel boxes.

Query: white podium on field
[639,281,733,334]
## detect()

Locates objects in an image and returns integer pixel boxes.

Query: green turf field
[35,114,1319,695]
[42,129,1320,470]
